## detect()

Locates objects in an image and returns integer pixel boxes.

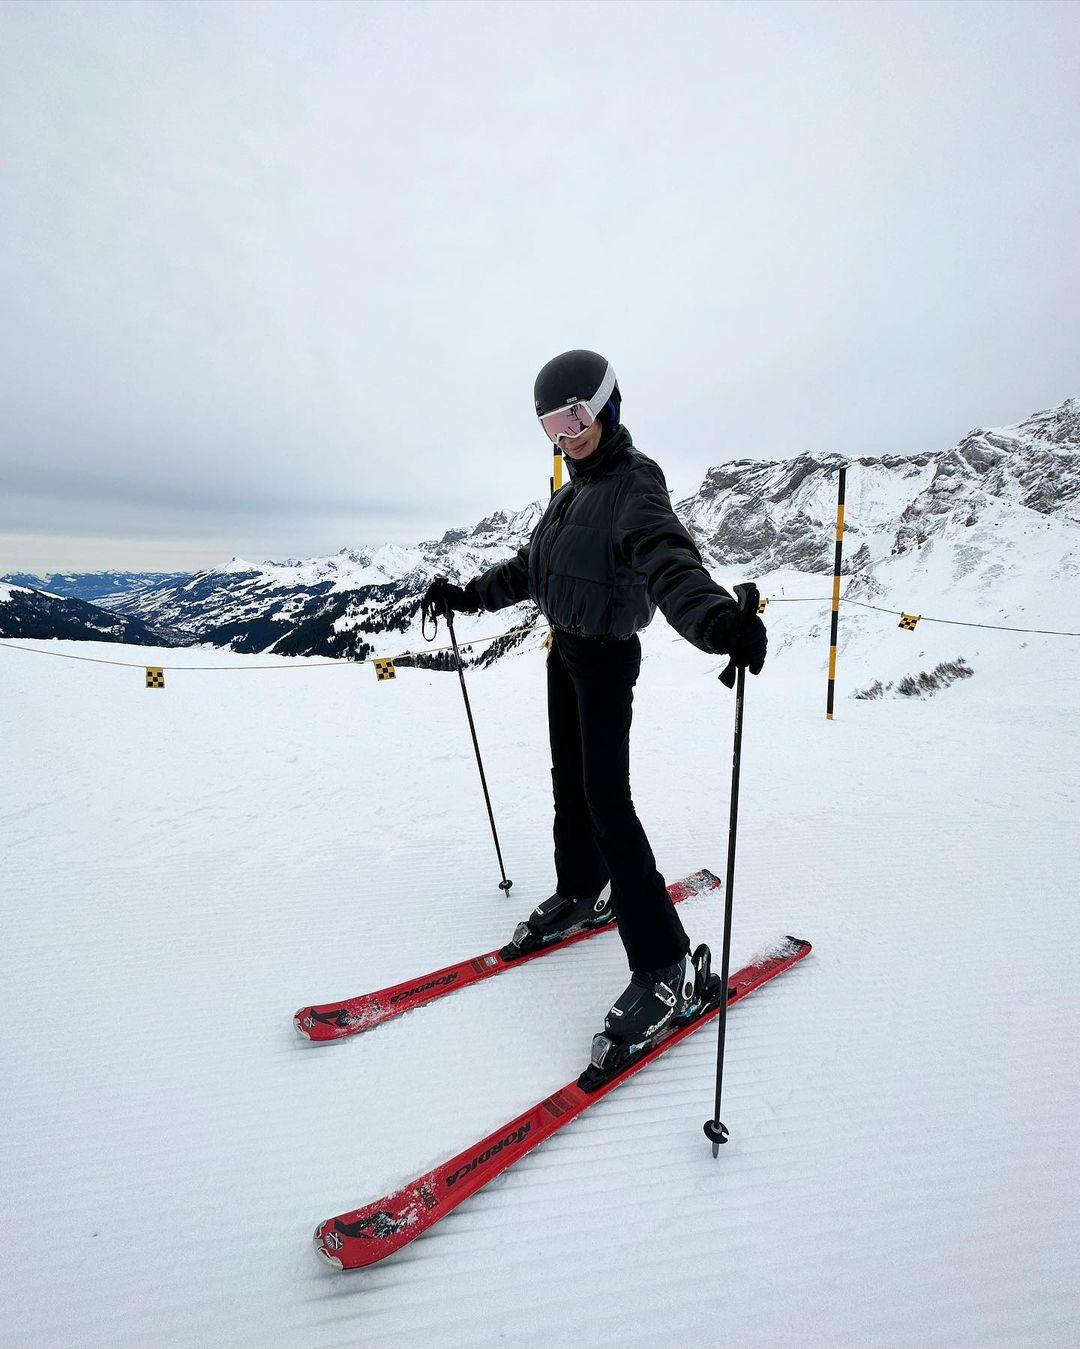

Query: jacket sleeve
[614,464,737,652]
[465,540,532,612]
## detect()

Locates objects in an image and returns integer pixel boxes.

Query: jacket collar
[564,423,632,482]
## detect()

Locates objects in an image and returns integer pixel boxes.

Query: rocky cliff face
[677,398,1080,578]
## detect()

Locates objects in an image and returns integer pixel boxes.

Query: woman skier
[422,349,766,1057]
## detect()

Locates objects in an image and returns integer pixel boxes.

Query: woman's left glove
[421,576,482,623]
[705,583,767,687]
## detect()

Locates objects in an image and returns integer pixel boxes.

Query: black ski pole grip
[718,583,760,689]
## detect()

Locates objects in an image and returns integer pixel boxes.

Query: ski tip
[313,1221,344,1271]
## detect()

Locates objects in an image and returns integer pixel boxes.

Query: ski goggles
[538,401,599,444]
[536,361,618,444]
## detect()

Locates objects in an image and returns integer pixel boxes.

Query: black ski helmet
[533,349,621,429]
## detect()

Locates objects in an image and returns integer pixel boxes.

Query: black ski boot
[499,887,613,961]
[580,944,715,1087]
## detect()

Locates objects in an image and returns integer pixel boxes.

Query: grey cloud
[1,0,1078,571]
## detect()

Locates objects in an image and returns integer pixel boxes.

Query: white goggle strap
[585,363,617,418]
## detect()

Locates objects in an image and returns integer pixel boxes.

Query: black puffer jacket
[464,425,738,652]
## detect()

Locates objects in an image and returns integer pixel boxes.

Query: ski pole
[704,582,758,1157]
[443,609,513,897]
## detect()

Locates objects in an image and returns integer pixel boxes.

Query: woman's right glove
[704,582,767,688]
[420,575,482,624]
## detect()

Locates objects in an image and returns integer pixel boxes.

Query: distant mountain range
[0,570,188,603]
[93,504,545,659]
[3,398,1078,659]
[0,582,178,647]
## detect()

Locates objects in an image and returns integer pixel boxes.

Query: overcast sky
[1,0,1078,573]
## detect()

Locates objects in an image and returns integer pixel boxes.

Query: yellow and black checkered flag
[757,597,768,614]
[373,658,396,681]
[542,630,554,651]
[899,613,920,631]
[146,667,165,689]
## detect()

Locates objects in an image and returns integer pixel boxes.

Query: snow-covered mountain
[678,397,1080,575]
[0,569,187,604]
[840,405,1080,625]
[108,504,544,659]
[21,398,1080,660]
[0,583,178,646]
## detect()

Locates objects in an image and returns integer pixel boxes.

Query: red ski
[295,867,721,1042]
[314,935,811,1270]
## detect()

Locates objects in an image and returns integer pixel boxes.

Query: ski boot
[499,886,613,961]
[579,944,717,1089]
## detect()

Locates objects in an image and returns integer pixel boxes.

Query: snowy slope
[2,600,1078,1347]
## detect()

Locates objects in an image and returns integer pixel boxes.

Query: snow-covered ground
[2,599,1078,1347]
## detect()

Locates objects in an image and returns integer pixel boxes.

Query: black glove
[708,583,766,689]
[420,576,481,624]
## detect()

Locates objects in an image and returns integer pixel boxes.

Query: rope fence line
[2,593,1078,678]
[751,594,1080,637]
[837,597,1080,639]
[0,619,550,672]
[0,640,337,671]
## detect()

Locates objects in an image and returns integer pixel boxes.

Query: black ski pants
[547,628,689,973]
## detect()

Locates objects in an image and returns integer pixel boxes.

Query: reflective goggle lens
[539,401,596,443]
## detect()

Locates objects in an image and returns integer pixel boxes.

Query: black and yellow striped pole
[826,465,847,719]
